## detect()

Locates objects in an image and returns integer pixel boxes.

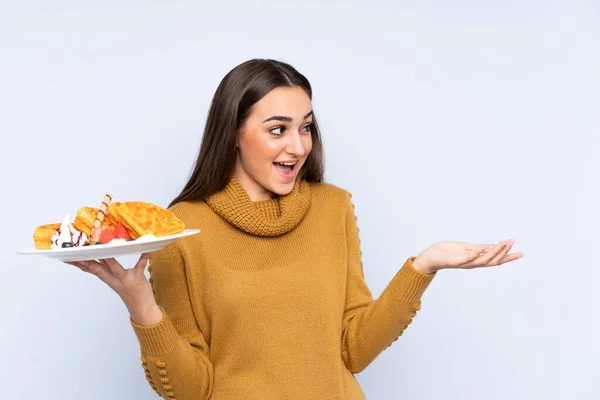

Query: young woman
[67,59,523,399]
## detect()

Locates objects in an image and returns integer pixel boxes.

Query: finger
[101,258,126,278]
[489,239,514,265]
[462,244,494,267]
[464,244,488,262]
[78,260,115,284]
[468,244,492,255]
[134,253,151,273]
[477,241,508,265]
[464,243,487,252]
[501,252,524,264]
[65,261,89,273]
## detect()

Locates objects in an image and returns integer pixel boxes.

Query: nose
[285,131,307,157]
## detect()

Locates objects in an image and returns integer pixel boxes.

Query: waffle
[73,206,115,237]
[33,223,61,249]
[108,201,185,239]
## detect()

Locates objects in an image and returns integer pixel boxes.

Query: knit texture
[131,178,436,400]
[204,176,311,236]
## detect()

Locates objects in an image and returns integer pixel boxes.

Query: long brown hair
[169,59,325,208]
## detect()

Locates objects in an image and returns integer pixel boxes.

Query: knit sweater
[131,177,436,400]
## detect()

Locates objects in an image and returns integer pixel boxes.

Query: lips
[273,161,296,178]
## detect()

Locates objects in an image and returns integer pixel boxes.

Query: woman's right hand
[66,253,164,326]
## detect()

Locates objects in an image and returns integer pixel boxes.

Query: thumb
[470,245,488,258]
[479,244,492,252]
[134,252,151,272]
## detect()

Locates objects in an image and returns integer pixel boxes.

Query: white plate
[17,229,200,262]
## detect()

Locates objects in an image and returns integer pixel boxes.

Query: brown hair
[169,59,324,208]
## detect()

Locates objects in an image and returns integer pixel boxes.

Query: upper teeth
[277,162,296,166]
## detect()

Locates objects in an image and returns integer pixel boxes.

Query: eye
[269,126,285,136]
[302,123,313,133]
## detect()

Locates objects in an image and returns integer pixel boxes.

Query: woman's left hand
[412,239,523,274]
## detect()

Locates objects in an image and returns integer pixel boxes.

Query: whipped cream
[51,214,88,249]
[135,234,157,242]
[104,238,128,246]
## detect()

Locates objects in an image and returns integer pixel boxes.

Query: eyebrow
[263,110,313,123]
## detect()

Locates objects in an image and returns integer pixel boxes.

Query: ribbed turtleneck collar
[204,176,311,236]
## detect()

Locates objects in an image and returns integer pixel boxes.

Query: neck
[233,166,274,202]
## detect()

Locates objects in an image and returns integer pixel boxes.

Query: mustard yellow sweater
[131,177,436,399]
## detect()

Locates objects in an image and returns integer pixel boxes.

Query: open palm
[416,239,523,272]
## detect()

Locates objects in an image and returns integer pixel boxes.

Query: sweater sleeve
[130,241,214,399]
[340,192,436,374]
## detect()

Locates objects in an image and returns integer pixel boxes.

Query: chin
[268,180,296,196]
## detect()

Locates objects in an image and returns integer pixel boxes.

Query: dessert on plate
[32,194,185,250]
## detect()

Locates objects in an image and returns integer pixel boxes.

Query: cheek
[263,140,282,156]
[304,135,313,155]
[240,134,278,165]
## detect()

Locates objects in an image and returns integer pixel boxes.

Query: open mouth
[273,161,297,177]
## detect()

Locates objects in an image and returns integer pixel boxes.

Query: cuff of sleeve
[388,256,436,303]
[130,307,181,356]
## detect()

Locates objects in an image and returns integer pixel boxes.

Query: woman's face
[234,86,313,201]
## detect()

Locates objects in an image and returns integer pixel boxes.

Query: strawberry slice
[98,226,115,244]
[113,223,131,240]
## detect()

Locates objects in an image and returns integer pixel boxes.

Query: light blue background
[2,1,598,399]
